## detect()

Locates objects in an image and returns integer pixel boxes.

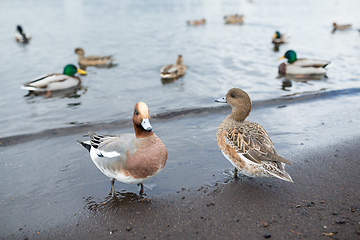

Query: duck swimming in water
[15,25,31,43]
[21,64,86,97]
[160,55,187,80]
[278,50,331,76]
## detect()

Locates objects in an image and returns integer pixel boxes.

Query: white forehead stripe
[137,102,149,116]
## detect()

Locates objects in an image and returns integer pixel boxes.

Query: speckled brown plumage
[216,88,293,182]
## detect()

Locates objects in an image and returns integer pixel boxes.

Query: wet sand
[1,91,360,239]
[12,139,359,240]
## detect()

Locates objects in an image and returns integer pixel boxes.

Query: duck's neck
[229,106,251,122]
[134,124,154,138]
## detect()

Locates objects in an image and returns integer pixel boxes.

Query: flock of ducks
[14,15,355,195]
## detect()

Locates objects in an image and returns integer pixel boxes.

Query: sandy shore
[16,137,358,240]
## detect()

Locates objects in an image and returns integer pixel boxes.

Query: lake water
[0,0,359,138]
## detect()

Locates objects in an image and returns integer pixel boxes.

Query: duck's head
[133,102,152,133]
[215,88,252,121]
[202,19,206,23]
[279,50,297,63]
[17,25,23,33]
[273,31,281,39]
[74,48,85,57]
[63,64,87,76]
[176,55,183,65]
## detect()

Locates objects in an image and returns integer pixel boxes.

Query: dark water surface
[0,0,359,138]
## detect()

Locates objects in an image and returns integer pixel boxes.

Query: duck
[216,88,293,182]
[21,64,86,97]
[160,55,187,80]
[332,22,351,33]
[272,31,288,51]
[15,25,31,43]
[278,50,331,75]
[77,102,168,196]
[74,48,114,67]
[224,14,244,24]
[187,19,206,26]
[272,31,288,45]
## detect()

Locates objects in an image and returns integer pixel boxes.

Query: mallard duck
[21,64,86,96]
[160,55,187,79]
[187,19,206,26]
[78,102,168,196]
[278,50,331,75]
[332,22,351,33]
[272,31,288,45]
[74,48,114,67]
[224,14,244,24]
[216,88,293,182]
[15,25,31,43]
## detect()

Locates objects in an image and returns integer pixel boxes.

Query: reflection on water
[24,86,87,100]
[278,73,328,82]
[85,191,150,214]
[281,79,292,91]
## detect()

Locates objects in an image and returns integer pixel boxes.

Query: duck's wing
[21,74,70,91]
[86,55,113,61]
[294,59,331,68]
[160,64,173,74]
[224,123,291,165]
[87,131,135,158]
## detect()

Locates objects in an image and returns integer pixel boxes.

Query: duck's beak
[77,68,87,75]
[141,118,152,131]
[278,56,285,60]
[215,97,227,103]
[272,33,277,39]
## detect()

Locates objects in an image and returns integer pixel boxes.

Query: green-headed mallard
[224,14,244,24]
[21,64,86,96]
[278,50,331,75]
[74,48,114,67]
[15,25,31,43]
[160,55,187,79]
[332,22,351,33]
[272,31,288,45]
[187,19,206,26]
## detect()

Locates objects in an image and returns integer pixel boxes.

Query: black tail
[77,140,91,152]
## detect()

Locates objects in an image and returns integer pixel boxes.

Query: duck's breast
[126,134,168,179]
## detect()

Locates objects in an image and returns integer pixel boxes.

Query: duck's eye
[231,93,235,98]
[134,110,139,116]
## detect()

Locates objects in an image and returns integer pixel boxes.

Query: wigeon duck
[278,50,331,76]
[20,64,86,97]
[187,19,206,26]
[74,48,114,68]
[216,88,293,182]
[15,25,31,43]
[332,22,351,33]
[224,14,244,24]
[78,102,168,196]
[160,55,187,80]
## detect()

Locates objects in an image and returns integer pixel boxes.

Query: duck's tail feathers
[323,61,332,68]
[268,170,293,183]
[77,140,91,152]
[20,85,38,91]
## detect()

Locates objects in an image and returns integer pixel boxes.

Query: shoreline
[1,87,360,147]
